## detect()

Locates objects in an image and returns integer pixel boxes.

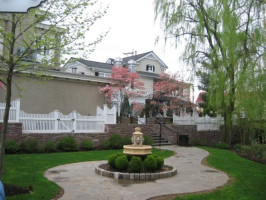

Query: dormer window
[72,67,77,73]
[146,65,155,72]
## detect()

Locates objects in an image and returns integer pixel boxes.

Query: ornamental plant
[129,156,143,173]
[115,155,129,171]
[108,152,124,168]
[99,66,145,116]
[143,155,157,172]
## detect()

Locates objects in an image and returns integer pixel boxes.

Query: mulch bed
[3,183,32,196]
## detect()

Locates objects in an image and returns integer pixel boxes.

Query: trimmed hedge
[107,152,164,172]
[101,134,131,149]
[20,139,39,153]
[115,155,129,170]
[5,141,19,154]
[108,152,124,168]
[80,139,94,151]
[57,137,78,152]
[43,141,57,153]
[129,156,142,173]
[143,155,157,172]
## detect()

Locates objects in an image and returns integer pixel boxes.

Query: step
[152,142,172,146]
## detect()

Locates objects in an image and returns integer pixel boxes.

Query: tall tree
[155,0,265,145]
[0,0,107,178]
[99,66,145,117]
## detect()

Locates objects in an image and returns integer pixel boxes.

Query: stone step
[152,142,172,146]
[151,133,171,146]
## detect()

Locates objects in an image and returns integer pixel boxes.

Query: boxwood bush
[143,136,153,145]
[20,139,39,153]
[107,153,164,172]
[101,140,111,149]
[109,134,131,149]
[155,156,164,170]
[43,141,57,153]
[102,134,131,150]
[80,139,94,151]
[143,155,157,172]
[129,156,142,173]
[115,155,129,170]
[5,141,19,154]
[57,137,78,152]
[108,152,124,168]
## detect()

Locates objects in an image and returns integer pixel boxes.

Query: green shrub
[101,140,111,149]
[213,142,230,149]
[129,156,142,173]
[80,139,94,151]
[57,137,78,152]
[20,139,39,153]
[143,136,153,145]
[143,155,157,172]
[115,155,129,170]
[108,152,124,168]
[234,144,242,151]
[43,141,57,153]
[154,156,164,170]
[109,134,130,149]
[5,141,19,154]
[241,145,253,155]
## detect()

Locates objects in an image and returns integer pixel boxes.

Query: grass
[3,148,173,200]
[175,147,266,200]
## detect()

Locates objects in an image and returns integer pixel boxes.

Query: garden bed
[95,163,177,180]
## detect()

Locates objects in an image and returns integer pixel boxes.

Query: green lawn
[3,148,173,200]
[175,147,266,200]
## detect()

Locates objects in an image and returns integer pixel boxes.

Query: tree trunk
[224,105,233,146]
[0,71,13,179]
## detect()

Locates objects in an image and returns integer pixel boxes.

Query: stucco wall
[0,74,106,115]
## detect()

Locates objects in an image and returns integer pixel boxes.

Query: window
[72,67,77,73]
[146,65,155,72]
[44,46,49,55]
[95,72,110,77]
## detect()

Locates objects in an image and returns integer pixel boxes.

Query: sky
[85,0,200,102]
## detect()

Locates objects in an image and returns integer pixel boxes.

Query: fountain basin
[123,145,152,156]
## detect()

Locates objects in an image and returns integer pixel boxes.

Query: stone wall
[105,124,154,138]
[2,122,237,148]
[0,123,22,135]
[3,123,154,148]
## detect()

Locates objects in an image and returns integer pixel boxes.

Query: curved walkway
[45,146,228,200]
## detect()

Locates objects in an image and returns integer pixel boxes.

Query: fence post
[73,110,77,133]
[96,106,101,116]
[54,110,59,133]
[15,99,20,122]
[103,104,108,123]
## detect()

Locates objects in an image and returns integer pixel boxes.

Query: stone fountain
[123,127,152,156]
[95,127,177,180]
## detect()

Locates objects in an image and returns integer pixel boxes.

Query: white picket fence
[173,114,224,131]
[0,99,116,133]
[97,105,116,124]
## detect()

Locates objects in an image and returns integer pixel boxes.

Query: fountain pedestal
[123,127,152,156]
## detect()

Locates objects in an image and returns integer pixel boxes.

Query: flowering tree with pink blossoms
[99,66,145,116]
[151,72,193,116]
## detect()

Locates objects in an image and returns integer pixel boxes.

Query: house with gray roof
[64,51,168,97]
[64,51,191,116]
